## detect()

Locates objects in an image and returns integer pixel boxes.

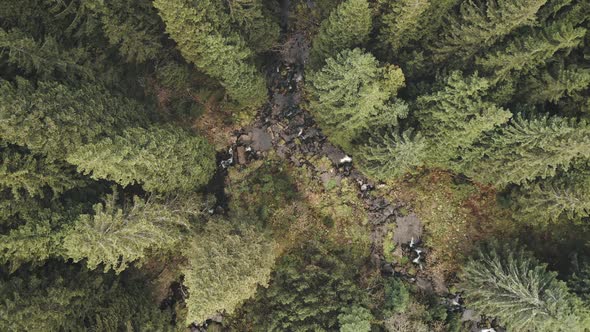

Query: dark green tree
[308,48,407,152]
[377,0,430,54]
[234,241,367,331]
[509,168,590,225]
[358,129,427,181]
[181,220,276,324]
[309,0,372,69]
[0,78,150,159]
[0,145,83,198]
[226,0,280,53]
[520,64,590,105]
[432,0,547,65]
[0,263,174,331]
[90,0,166,63]
[66,125,215,193]
[0,28,92,81]
[415,72,512,168]
[62,191,189,274]
[465,115,590,186]
[477,21,586,81]
[460,242,590,331]
[154,0,267,111]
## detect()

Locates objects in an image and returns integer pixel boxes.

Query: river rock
[393,213,423,246]
[251,128,272,151]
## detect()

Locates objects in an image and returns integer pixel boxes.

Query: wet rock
[323,144,347,165]
[393,214,423,246]
[238,134,252,145]
[382,263,395,275]
[237,146,247,165]
[461,309,479,322]
[251,128,272,151]
[416,276,434,293]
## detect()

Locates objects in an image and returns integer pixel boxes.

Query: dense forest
[1,0,590,331]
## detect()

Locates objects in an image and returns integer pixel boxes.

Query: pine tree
[465,115,590,186]
[0,145,83,198]
[0,263,174,331]
[308,48,407,152]
[432,0,547,65]
[0,78,151,159]
[309,0,372,69]
[66,125,215,193]
[510,168,590,225]
[182,220,276,324]
[153,0,267,110]
[415,72,512,168]
[62,191,189,274]
[476,21,586,81]
[238,241,367,331]
[377,0,430,54]
[0,28,93,81]
[0,197,71,271]
[90,0,165,63]
[226,0,280,53]
[460,242,589,331]
[358,129,427,181]
[520,64,590,104]
[338,306,373,332]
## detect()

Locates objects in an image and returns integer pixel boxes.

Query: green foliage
[308,48,408,151]
[477,20,586,81]
[237,241,367,331]
[465,115,590,186]
[520,64,590,105]
[433,0,547,65]
[0,28,93,81]
[67,125,216,193]
[378,0,430,54]
[62,191,189,274]
[0,263,174,331]
[338,306,373,332]
[309,0,372,69]
[358,129,427,181]
[415,72,512,167]
[0,78,151,159]
[0,145,83,198]
[182,220,276,324]
[384,278,410,314]
[509,168,590,225]
[154,0,267,111]
[226,0,280,52]
[460,241,589,331]
[91,0,165,63]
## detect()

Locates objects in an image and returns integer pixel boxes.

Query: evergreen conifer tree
[415,72,512,168]
[520,64,590,104]
[154,0,267,110]
[226,0,280,52]
[465,115,590,186]
[309,0,372,69]
[510,168,590,224]
[308,48,407,152]
[62,192,189,274]
[0,28,93,81]
[461,242,589,331]
[90,0,165,63]
[66,125,215,193]
[432,0,547,65]
[477,21,586,81]
[377,0,430,54]
[182,220,276,324]
[0,264,174,331]
[358,129,427,181]
[0,145,83,198]
[0,78,150,159]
